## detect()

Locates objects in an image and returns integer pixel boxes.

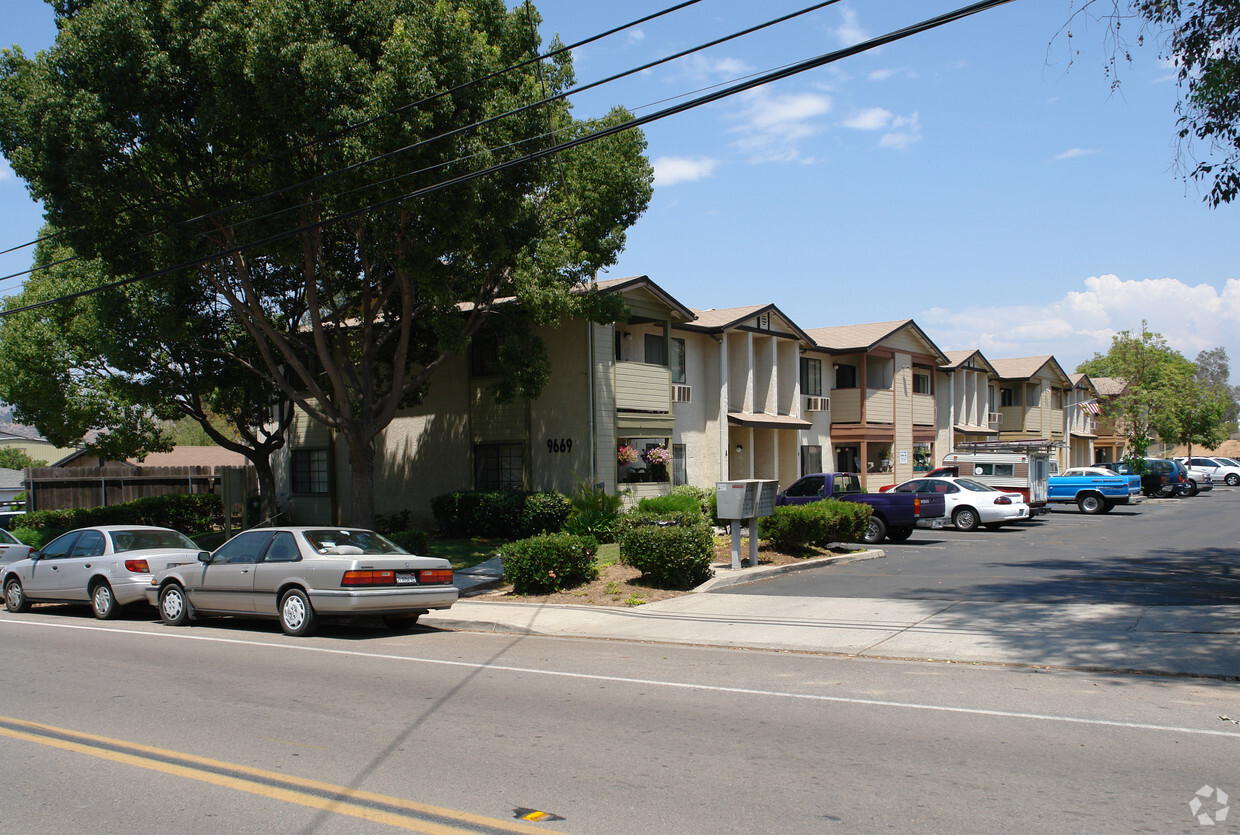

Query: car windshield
[1217,458,1240,467]
[109,529,198,552]
[303,529,407,555]
[0,529,19,545]
[954,479,996,492]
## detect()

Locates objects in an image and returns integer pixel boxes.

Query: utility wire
[0,0,704,263]
[1,0,845,290]
[0,0,1016,320]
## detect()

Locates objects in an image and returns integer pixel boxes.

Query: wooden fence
[24,465,256,512]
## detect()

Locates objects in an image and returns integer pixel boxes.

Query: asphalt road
[717,489,1240,605]
[1,615,1238,833]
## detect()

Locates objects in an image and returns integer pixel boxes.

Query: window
[784,475,825,498]
[912,372,931,394]
[1025,383,1041,407]
[213,531,274,564]
[866,443,893,474]
[673,444,687,486]
[800,357,822,396]
[1000,387,1015,407]
[834,364,858,389]
[970,462,1015,477]
[470,330,500,376]
[1051,387,1063,409]
[801,445,823,476]
[671,338,686,383]
[644,333,666,366]
[475,443,523,490]
[70,530,106,557]
[913,442,932,471]
[988,385,996,411]
[867,358,893,389]
[264,532,301,563]
[292,449,329,494]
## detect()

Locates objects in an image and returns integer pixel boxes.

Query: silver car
[3,525,204,619]
[145,527,457,636]
[0,528,34,567]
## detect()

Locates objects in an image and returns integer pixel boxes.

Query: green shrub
[636,493,703,517]
[670,484,713,516]
[374,509,412,535]
[521,492,571,537]
[762,500,871,551]
[385,529,431,554]
[18,493,222,534]
[500,533,599,595]
[618,511,714,590]
[562,479,624,543]
[9,526,65,550]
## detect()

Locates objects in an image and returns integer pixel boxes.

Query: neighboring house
[936,349,1000,455]
[55,446,253,469]
[1065,373,1100,468]
[1090,376,1130,464]
[803,320,947,490]
[279,276,695,524]
[672,304,815,489]
[0,468,24,506]
[0,422,78,466]
[988,356,1072,468]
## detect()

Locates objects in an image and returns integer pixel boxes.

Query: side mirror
[197,551,212,564]
[29,550,41,561]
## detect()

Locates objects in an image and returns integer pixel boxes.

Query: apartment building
[936,349,1000,455]
[987,356,1072,469]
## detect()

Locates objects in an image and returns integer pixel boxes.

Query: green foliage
[384,529,430,555]
[9,526,61,549]
[618,511,714,590]
[430,490,568,539]
[0,448,46,470]
[762,501,871,552]
[500,533,599,595]
[636,493,703,517]
[18,493,222,533]
[670,484,713,516]
[562,479,625,543]
[521,491,572,536]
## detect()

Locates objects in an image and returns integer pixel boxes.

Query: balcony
[615,361,672,413]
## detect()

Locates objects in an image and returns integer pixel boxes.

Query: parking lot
[716,488,1240,606]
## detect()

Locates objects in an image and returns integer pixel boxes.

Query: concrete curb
[695,548,886,592]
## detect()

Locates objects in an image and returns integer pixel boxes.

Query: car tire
[159,584,190,627]
[1154,484,1176,498]
[1183,480,1199,497]
[952,507,980,532]
[279,588,318,637]
[1077,493,1105,514]
[90,581,121,620]
[4,577,30,613]
[1100,502,1116,513]
[862,515,887,545]
[1227,474,1240,487]
[886,526,913,542]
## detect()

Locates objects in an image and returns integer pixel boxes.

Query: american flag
[1081,400,1101,415]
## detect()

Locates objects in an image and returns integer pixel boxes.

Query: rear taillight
[913,497,921,513]
[418,569,453,585]
[995,496,1012,505]
[342,569,396,586]
[124,559,150,573]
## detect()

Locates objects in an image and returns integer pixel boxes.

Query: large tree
[1194,346,1240,428]
[1068,0,1240,205]
[0,0,652,527]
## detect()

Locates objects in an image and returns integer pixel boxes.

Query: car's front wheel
[862,515,887,545]
[279,589,318,637]
[4,578,29,613]
[90,581,120,620]
[159,584,190,626]
[1227,474,1240,487]
[1183,480,1199,497]
[952,507,980,532]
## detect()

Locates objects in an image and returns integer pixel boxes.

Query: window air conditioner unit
[672,384,692,403]
[988,411,1003,426]
[804,396,830,412]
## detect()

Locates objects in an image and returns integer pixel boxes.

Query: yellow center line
[0,716,559,835]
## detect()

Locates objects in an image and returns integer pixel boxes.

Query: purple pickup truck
[776,472,947,544]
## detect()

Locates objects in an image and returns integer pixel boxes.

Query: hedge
[618,510,714,590]
[500,533,599,595]
[430,490,569,539]
[17,493,222,535]
[761,500,871,552]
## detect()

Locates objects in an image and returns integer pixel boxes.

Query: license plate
[395,573,417,585]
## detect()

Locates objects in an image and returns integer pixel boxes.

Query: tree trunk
[251,455,280,524]
[346,432,377,530]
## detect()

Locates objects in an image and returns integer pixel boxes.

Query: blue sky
[2,0,1238,382]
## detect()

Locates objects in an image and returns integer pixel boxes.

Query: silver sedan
[0,528,34,567]
[146,527,458,636]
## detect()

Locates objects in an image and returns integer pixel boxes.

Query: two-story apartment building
[987,356,1072,468]
[1065,373,1100,467]
[936,350,1000,455]
[1089,376,1130,464]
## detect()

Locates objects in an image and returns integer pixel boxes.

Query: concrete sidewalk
[428,554,1240,679]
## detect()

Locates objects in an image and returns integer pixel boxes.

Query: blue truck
[776,472,947,545]
[1047,466,1144,513]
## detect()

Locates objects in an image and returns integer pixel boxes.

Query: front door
[25,531,82,599]
[191,531,273,613]
[59,529,106,602]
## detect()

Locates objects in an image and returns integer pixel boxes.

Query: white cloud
[729,88,832,163]
[679,54,752,83]
[868,68,898,82]
[1053,147,1102,161]
[653,156,720,186]
[628,29,645,45]
[879,112,922,149]
[920,275,1240,374]
[843,107,892,131]
[835,7,868,47]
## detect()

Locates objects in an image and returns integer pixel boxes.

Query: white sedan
[891,476,1031,531]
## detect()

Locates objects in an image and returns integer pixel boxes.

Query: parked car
[0,528,34,566]
[1177,456,1240,487]
[889,476,1031,531]
[1172,459,1212,496]
[1048,467,1144,513]
[146,527,458,637]
[776,472,947,544]
[1108,458,1183,498]
[2,526,204,619]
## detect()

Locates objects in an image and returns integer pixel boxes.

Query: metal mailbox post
[715,479,780,569]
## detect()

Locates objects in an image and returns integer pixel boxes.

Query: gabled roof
[804,319,947,362]
[1068,373,1099,395]
[940,349,996,374]
[989,356,1070,385]
[593,275,696,322]
[0,422,47,442]
[680,303,813,343]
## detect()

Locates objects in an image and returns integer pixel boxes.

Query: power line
[0,0,1016,320]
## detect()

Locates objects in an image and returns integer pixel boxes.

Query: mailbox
[715,479,779,519]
